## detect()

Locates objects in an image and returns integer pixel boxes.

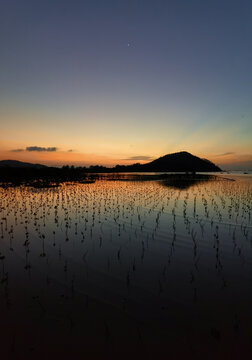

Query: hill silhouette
[0,152,221,176]
[112,151,221,172]
[0,160,47,169]
[141,151,221,172]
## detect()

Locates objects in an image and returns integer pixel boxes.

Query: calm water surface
[0,174,251,359]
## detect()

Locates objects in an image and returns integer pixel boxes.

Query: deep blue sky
[0,0,251,168]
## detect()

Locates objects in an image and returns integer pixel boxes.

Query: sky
[0,0,251,169]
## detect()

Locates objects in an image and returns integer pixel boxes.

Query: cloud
[26,146,58,152]
[124,155,152,161]
[11,148,24,152]
[217,152,235,156]
[68,149,73,152]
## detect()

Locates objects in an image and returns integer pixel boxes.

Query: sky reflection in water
[0,175,251,358]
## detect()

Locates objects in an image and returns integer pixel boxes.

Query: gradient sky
[0,0,251,169]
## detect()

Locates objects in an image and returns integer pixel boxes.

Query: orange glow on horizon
[0,149,151,167]
[0,146,251,169]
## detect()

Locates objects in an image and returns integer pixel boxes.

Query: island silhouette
[0,151,221,186]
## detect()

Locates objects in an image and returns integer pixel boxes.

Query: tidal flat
[0,174,251,359]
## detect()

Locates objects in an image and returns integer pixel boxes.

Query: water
[0,174,251,359]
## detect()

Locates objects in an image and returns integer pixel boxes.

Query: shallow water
[0,175,251,359]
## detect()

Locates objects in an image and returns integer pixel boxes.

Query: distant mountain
[112,151,221,172]
[141,151,221,172]
[0,151,221,173]
[0,160,47,169]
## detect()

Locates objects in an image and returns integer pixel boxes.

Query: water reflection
[0,175,251,358]
[159,174,218,189]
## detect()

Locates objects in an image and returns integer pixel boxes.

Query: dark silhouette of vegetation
[0,165,92,187]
